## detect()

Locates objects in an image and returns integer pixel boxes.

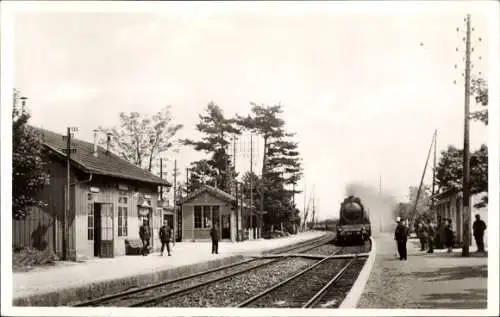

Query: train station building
[177,185,261,242]
[12,127,171,260]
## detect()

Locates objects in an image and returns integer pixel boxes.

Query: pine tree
[183,102,240,193]
[12,89,48,219]
[237,102,302,230]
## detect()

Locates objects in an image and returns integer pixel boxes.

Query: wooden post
[462,14,472,257]
[174,159,177,243]
[235,182,239,241]
[250,133,253,237]
[160,158,163,200]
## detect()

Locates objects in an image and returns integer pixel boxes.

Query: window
[212,206,220,227]
[194,206,202,228]
[87,203,94,240]
[118,207,128,236]
[195,205,220,229]
[203,206,212,228]
[118,192,128,236]
[118,191,128,204]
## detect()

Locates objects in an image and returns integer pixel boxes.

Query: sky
[9,1,494,221]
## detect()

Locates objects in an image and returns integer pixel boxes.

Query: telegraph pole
[160,158,164,200]
[173,159,177,244]
[431,130,438,219]
[63,127,78,261]
[462,14,472,257]
[249,133,254,237]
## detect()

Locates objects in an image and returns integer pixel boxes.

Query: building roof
[178,185,235,205]
[31,126,170,186]
[177,185,266,214]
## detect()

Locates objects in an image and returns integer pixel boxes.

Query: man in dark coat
[159,220,172,256]
[416,221,427,251]
[473,214,487,253]
[426,218,435,253]
[210,223,220,254]
[394,217,409,260]
[435,216,443,249]
[139,219,151,256]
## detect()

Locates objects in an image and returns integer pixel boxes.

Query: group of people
[415,216,454,254]
[138,219,221,256]
[394,214,487,261]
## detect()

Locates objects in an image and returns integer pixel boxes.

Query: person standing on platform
[394,217,409,261]
[445,218,454,253]
[139,219,151,256]
[426,218,435,253]
[473,214,487,253]
[159,221,171,256]
[416,221,427,251]
[210,223,220,254]
[434,216,442,249]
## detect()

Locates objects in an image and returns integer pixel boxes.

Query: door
[93,203,101,257]
[94,203,114,258]
[221,214,230,239]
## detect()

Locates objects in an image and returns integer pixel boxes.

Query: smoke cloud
[345,182,399,234]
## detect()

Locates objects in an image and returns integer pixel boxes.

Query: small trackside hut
[178,185,239,242]
[12,127,171,260]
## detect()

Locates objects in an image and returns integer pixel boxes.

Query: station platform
[355,233,489,310]
[12,231,325,306]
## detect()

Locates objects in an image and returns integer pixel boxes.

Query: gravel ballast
[148,257,317,307]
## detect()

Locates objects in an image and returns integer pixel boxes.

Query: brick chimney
[93,129,98,157]
[106,132,112,154]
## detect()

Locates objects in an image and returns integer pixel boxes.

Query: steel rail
[302,256,357,308]
[128,258,278,307]
[73,234,333,307]
[236,249,343,308]
[129,237,336,308]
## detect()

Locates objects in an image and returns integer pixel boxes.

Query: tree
[408,185,433,223]
[471,77,488,125]
[12,89,48,219]
[183,102,240,193]
[236,102,303,230]
[435,145,488,207]
[99,106,183,172]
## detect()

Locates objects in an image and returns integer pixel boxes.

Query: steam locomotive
[336,195,371,245]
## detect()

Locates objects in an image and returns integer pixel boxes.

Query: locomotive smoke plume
[345,182,398,234]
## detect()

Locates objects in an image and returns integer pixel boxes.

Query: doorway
[139,207,153,248]
[93,203,114,258]
[221,214,230,239]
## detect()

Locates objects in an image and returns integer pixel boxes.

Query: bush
[13,247,59,269]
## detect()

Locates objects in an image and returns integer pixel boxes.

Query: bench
[125,239,150,255]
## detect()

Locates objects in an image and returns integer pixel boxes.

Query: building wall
[74,177,160,260]
[181,192,235,242]
[12,158,77,259]
[435,191,488,247]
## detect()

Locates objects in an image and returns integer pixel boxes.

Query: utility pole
[173,159,177,244]
[410,131,436,229]
[302,183,307,231]
[235,182,239,241]
[249,133,254,238]
[63,127,78,261]
[462,14,472,257]
[160,158,164,200]
[185,168,189,194]
[431,130,438,220]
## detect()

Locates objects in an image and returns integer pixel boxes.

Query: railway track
[72,233,335,307]
[237,244,367,308]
